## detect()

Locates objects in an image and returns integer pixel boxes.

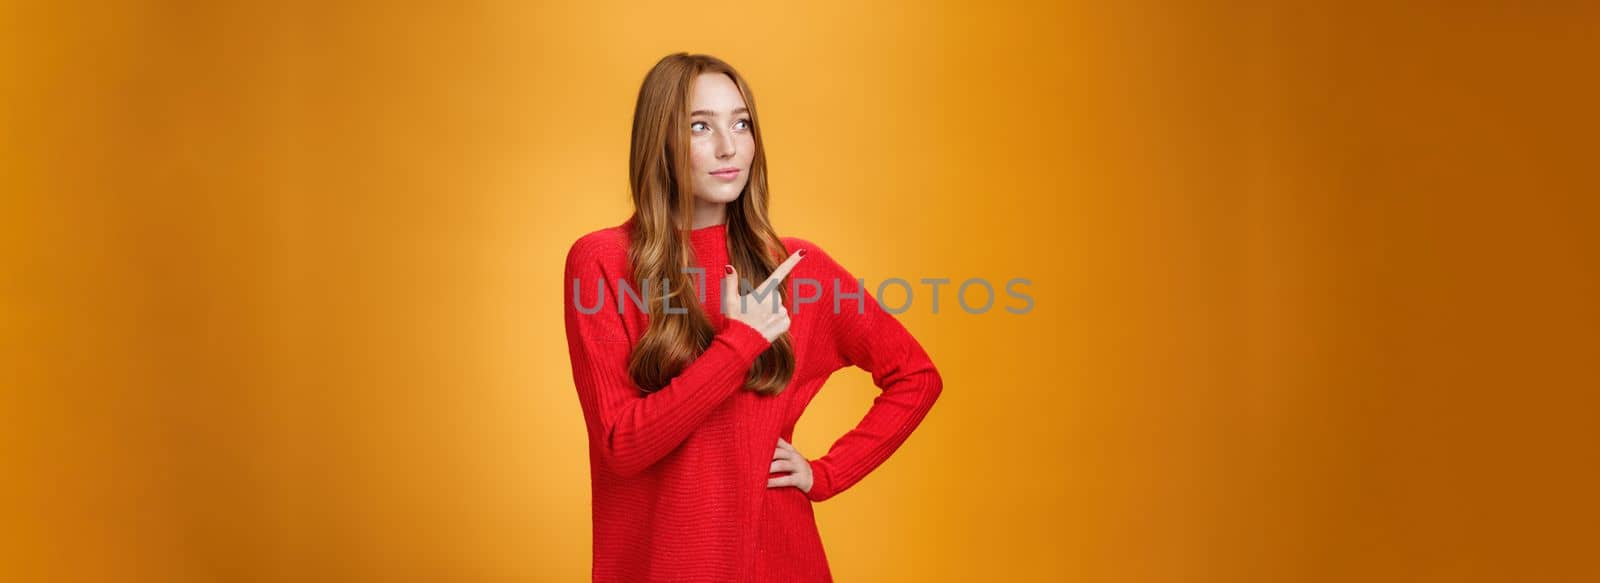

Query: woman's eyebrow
[690,107,750,117]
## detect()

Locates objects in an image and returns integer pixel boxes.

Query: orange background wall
[3,1,1596,581]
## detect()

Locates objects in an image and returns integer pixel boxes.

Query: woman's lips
[710,168,741,181]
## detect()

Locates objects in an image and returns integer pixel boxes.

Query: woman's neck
[692,200,727,229]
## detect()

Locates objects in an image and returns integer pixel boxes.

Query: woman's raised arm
[563,235,806,477]
[562,237,767,477]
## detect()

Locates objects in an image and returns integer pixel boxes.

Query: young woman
[562,52,944,582]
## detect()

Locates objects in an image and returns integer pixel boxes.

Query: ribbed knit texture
[562,216,944,582]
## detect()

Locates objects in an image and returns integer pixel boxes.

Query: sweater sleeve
[563,236,773,478]
[801,243,944,502]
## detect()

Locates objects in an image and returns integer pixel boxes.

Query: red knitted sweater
[562,216,944,582]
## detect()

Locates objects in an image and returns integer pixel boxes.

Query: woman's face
[686,72,754,206]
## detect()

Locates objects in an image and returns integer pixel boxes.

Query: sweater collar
[620,216,729,246]
[688,222,727,247]
[621,215,728,257]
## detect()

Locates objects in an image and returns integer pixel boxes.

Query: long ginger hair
[626,52,795,397]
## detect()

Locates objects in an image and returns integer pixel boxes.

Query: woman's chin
[699,186,745,204]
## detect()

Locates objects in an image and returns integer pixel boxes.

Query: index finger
[756,249,806,292]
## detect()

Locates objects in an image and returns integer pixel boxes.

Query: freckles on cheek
[739,137,757,163]
[688,144,707,170]
[690,142,714,170]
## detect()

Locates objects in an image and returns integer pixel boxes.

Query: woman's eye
[691,121,708,132]
[734,118,751,130]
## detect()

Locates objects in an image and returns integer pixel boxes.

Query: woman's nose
[716,133,736,159]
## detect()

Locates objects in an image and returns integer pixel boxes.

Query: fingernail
[797,249,807,257]
[724,264,734,274]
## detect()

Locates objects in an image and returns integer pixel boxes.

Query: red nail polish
[724,264,734,274]
[798,249,807,257]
